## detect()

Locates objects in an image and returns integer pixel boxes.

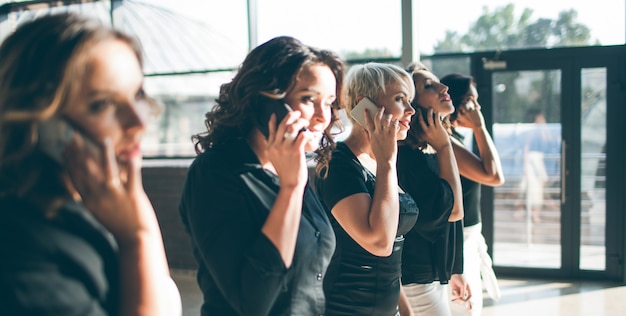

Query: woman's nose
[405,100,415,114]
[118,101,148,131]
[312,101,330,123]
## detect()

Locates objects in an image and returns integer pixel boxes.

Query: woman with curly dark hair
[179,36,345,315]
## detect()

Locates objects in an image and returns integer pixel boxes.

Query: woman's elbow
[491,173,505,186]
[482,173,505,186]
[368,240,394,257]
[448,207,464,222]
[448,213,463,222]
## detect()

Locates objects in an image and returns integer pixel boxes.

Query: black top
[179,139,335,316]
[315,142,419,316]
[0,196,119,315]
[452,130,481,227]
[396,144,463,284]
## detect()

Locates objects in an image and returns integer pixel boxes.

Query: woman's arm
[453,104,504,186]
[434,143,464,222]
[67,142,180,316]
[418,109,463,222]
[330,159,399,257]
[330,108,400,256]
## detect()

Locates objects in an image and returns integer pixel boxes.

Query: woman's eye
[300,96,315,104]
[88,98,114,113]
[135,88,146,101]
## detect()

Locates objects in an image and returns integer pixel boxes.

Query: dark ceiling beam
[0,0,101,14]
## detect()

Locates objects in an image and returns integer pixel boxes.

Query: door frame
[469,45,626,282]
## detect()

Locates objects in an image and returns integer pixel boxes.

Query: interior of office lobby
[1,0,625,314]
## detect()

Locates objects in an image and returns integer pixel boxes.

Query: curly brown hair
[192,36,345,173]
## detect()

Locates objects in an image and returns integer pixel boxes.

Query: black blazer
[179,139,335,316]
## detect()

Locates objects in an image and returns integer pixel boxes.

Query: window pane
[116,0,248,74]
[257,0,402,59]
[492,70,562,268]
[417,0,625,54]
[143,71,235,157]
[580,68,607,271]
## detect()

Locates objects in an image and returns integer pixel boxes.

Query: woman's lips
[118,144,141,159]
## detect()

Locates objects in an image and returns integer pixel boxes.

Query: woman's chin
[304,132,323,152]
[397,130,409,141]
[305,142,320,152]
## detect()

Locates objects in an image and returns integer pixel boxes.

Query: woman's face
[284,63,337,152]
[63,39,150,163]
[460,84,479,110]
[375,80,415,140]
[413,70,454,116]
[451,84,479,127]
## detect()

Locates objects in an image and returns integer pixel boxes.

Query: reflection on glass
[492,70,562,268]
[143,71,236,158]
[580,68,607,271]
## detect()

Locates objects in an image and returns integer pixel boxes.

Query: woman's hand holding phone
[63,131,158,245]
[352,97,399,164]
[456,100,484,130]
[265,109,310,190]
[416,107,450,152]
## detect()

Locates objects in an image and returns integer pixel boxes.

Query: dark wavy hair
[192,36,345,173]
[0,13,143,214]
[440,73,474,123]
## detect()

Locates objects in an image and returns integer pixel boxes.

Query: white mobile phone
[350,97,379,128]
[38,117,101,166]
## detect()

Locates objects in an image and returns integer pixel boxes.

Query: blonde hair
[316,62,413,178]
[343,62,414,124]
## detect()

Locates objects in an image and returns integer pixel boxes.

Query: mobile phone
[419,106,430,126]
[255,95,294,139]
[350,97,379,128]
[37,117,101,166]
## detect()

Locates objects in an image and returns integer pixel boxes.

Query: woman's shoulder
[0,197,114,251]
[0,197,117,314]
[190,139,258,172]
[330,142,354,159]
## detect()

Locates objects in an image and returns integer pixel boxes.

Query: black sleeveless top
[316,142,419,316]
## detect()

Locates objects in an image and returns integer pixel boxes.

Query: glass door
[490,69,563,269]
[579,67,607,271]
[471,46,625,280]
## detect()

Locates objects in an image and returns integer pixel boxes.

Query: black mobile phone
[37,117,101,166]
[419,106,430,126]
[254,95,293,139]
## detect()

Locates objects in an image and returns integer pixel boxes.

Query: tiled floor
[171,269,626,315]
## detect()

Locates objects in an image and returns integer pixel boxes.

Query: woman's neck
[344,125,373,158]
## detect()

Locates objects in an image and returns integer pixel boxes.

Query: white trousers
[449,223,501,316]
[403,282,451,316]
